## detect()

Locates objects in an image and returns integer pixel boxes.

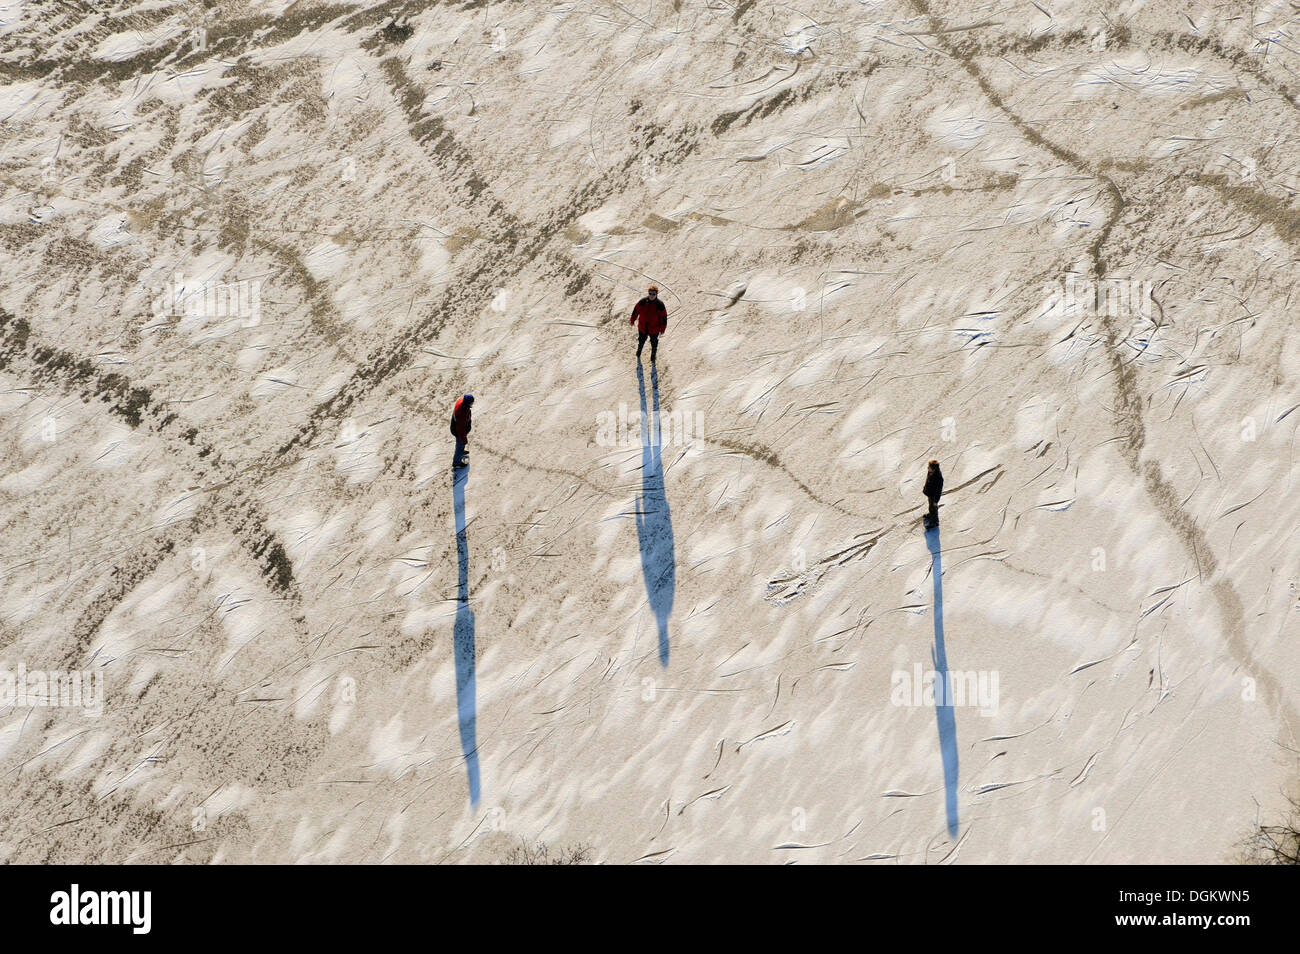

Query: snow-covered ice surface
[1,0,1299,863]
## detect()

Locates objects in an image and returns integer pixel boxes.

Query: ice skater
[923,459,943,529]
[450,393,474,469]
[630,285,667,362]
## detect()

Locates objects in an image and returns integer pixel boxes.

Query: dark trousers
[926,497,939,521]
[454,437,467,466]
[637,332,659,360]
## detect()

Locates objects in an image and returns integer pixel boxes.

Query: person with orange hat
[629,285,668,362]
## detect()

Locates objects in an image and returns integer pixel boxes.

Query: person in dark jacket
[451,394,474,468]
[630,285,668,362]
[923,459,943,527]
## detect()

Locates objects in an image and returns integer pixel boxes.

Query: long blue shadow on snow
[453,464,480,804]
[635,363,675,666]
[926,523,959,838]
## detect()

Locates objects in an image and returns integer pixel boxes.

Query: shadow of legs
[635,364,674,666]
[453,466,479,803]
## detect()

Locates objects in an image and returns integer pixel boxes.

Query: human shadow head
[454,601,479,804]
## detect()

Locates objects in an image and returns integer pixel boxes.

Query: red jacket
[451,397,472,440]
[630,296,667,334]
[923,468,943,502]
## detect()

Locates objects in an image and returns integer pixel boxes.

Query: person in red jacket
[450,393,473,468]
[630,285,668,362]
